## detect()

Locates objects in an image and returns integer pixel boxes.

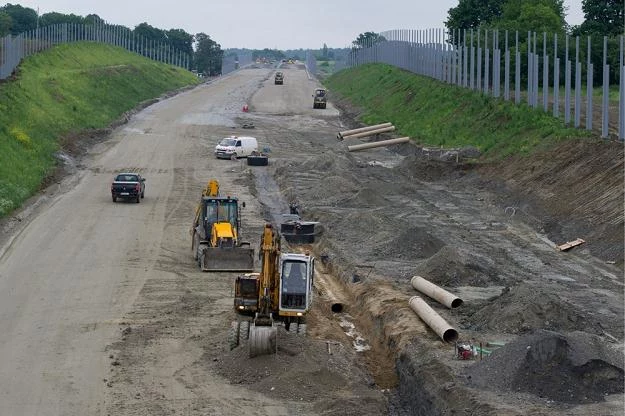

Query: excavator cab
[192,195,254,272]
[234,273,260,315]
[279,255,314,313]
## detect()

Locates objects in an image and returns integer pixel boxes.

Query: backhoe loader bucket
[199,246,254,272]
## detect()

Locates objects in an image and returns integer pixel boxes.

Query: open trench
[248,157,396,385]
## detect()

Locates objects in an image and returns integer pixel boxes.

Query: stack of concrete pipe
[337,122,393,140]
[337,122,411,152]
[408,275,463,343]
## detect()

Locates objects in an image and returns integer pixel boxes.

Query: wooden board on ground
[557,238,586,251]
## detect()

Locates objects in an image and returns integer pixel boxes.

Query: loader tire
[239,320,250,341]
[112,196,117,202]
[192,232,199,261]
[228,321,240,350]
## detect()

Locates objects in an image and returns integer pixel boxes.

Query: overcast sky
[13,1,586,50]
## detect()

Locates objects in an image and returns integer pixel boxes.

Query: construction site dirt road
[0,62,622,415]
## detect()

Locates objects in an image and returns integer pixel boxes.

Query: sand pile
[466,330,624,404]
[374,226,445,261]
[468,282,591,335]
[414,246,500,287]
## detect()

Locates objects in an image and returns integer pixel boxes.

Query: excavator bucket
[248,325,277,357]
[199,246,255,272]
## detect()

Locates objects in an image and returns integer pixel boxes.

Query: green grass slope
[0,42,199,216]
[325,64,589,157]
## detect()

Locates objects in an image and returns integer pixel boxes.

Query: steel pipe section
[347,137,410,152]
[411,275,463,309]
[409,296,459,343]
[337,122,393,139]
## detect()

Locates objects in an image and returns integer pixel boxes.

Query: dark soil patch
[465,330,624,404]
[414,246,501,287]
[465,282,591,334]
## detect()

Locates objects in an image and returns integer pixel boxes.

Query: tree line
[350,1,623,85]
[0,3,223,75]
[445,0,623,84]
[445,0,623,38]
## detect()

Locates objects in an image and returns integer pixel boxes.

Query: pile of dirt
[275,153,340,175]
[339,186,390,208]
[413,246,502,287]
[394,154,467,182]
[374,226,445,261]
[209,327,386,412]
[466,330,624,404]
[306,175,360,205]
[466,282,591,335]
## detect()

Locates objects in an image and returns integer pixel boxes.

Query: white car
[215,136,258,159]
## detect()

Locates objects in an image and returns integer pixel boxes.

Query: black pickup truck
[111,173,145,203]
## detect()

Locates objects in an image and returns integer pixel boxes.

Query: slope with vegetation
[0,42,199,216]
[326,63,587,157]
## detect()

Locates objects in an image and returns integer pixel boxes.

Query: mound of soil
[338,186,390,208]
[414,246,501,287]
[466,330,624,404]
[467,282,590,335]
[394,155,461,182]
[374,226,445,261]
[306,175,360,205]
[210,327,384,411]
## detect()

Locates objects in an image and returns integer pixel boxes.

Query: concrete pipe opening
[331,302,343,313]
[451,298,464,308]
[443,328,459,343]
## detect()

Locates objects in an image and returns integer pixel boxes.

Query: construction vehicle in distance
[274,71,284,85]
[191,180,254,272]
[312,88,327,109]
[231,224,314,357]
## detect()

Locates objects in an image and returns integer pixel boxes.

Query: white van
[214,136,258,159]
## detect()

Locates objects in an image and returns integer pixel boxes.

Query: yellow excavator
[230,224,314,356]
[191,180,254,272]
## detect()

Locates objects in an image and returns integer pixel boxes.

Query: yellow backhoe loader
[230,224,314,357]
[191,180,254,272]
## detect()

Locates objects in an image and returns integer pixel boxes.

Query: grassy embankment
[325,64,592,157]
[0,42,199,217]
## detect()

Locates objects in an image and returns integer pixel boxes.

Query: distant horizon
[8,1,585,50]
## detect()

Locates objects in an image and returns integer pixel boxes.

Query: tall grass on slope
[0,42,199,217]
[325,64,588,157]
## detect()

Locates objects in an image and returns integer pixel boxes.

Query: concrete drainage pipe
[408,296,459,343]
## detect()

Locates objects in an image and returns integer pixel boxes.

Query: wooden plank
[557,238,586,251]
